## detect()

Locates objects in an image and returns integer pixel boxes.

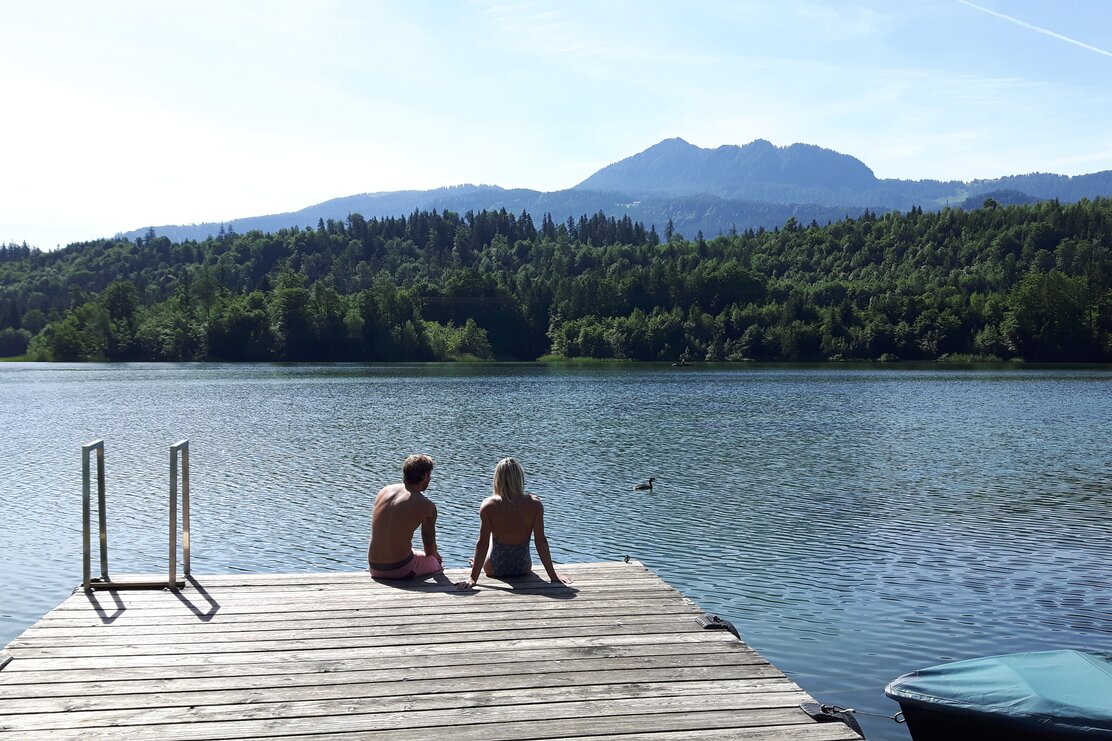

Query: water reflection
[0,362,1109,741]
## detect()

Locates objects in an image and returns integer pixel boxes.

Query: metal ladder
[81,439,191,591]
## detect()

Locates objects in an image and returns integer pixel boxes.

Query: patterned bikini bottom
[489,537,531,577]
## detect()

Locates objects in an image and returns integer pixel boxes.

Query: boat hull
[886,650,1112,740]
[897,702,1105,740]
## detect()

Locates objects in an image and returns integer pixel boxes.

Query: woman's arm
[456,503,493,590]
[533,499,571,584]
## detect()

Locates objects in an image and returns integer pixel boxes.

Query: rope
[820,704,905,724]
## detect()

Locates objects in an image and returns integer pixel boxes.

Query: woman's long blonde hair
[493,457,525,503]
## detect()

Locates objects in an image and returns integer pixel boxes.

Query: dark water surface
[1,363,1109,739]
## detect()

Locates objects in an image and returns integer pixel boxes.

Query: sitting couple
[367,454,570,590]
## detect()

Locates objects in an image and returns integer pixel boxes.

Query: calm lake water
[1,362,1109,740]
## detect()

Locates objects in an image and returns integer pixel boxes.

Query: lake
[1,362,1109,740]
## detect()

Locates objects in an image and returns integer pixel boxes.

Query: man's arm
[420,499,440,562]
[367,488,384,570]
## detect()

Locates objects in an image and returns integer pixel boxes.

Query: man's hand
[551,573,573,585]
[455,578,477,591]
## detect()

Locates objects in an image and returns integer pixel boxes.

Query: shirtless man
[367,454,443,579]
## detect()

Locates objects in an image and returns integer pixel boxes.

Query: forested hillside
[2,199,1109,363]
[118,185,873,247]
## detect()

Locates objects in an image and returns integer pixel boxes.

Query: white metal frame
[81,440,191,591]
[169,440,191,584]
[81,440,108,590]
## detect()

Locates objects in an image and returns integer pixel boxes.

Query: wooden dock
[0,561,862,739]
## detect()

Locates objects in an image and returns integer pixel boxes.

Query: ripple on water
[1,363,1109,741]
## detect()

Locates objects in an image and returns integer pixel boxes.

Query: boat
[885,650,1112,740]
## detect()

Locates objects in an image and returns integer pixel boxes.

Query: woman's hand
[551,573,572,585]
[455,578,478,591]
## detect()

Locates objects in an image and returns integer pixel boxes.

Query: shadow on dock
[374,570,580,599]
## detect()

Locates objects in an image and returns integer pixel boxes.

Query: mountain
[574,137,879,197]
[129,185,497,244]
[574,137,1112,211]
[120,138,1112,243]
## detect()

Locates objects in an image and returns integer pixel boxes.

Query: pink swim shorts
[369,550,443,579]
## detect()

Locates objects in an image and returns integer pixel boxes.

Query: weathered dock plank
[0,561,861,739]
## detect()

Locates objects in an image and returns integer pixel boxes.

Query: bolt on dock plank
[0,561,862,740]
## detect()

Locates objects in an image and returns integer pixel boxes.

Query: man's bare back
[367,455,442,579]
[369,484,436,563]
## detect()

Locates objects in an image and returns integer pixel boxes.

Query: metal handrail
[169,440,190,584]
[81,440,108,590]
[80,439,191,591]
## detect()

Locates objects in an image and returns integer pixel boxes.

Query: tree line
[1,199,1109,362]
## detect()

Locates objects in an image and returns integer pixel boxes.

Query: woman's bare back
[482,493,541,545]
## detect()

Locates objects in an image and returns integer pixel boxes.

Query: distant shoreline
[4,357,1110,371]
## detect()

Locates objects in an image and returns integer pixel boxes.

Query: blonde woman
[456,457,571,590]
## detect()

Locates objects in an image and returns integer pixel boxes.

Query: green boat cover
[886,650,1112,736]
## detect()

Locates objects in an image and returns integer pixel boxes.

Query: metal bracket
[695,613,740,639]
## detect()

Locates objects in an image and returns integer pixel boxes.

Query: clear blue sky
[2,0,1110,250]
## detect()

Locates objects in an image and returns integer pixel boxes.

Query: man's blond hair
[403,454,434,485]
